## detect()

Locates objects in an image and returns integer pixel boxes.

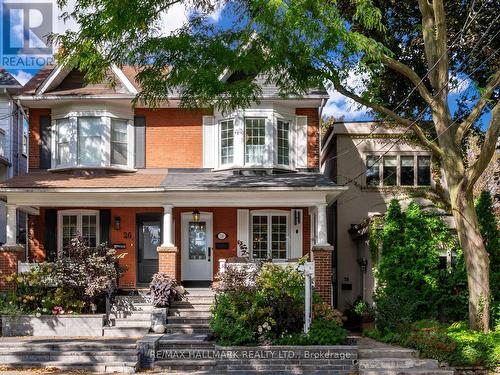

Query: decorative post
[304,262,314,333]
[157,204,179,281]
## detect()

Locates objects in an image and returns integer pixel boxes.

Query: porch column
[161,204,174,247]
[316,203,330,246]
[157,204,180,281]
[5,204,17,246]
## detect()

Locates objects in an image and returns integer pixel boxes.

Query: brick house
[0,64,346,302]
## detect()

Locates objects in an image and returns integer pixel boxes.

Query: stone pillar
[312,245,334,305]
[0,245,24,292]
[157,246,180,281]
[316,204,329,246]
[6,204,17,246]
[161,204,174,247]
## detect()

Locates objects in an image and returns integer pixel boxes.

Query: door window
[142,221,161,259]
[188,222,207,260]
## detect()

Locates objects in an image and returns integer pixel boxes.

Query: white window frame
[219,119,235,166]
[365,154,432,187]
[57,210,100,256]
[244,117,268,166]
[276,118,291,167]
[51,112,133,170]
[110,118,129,166]
[250,210,290,260]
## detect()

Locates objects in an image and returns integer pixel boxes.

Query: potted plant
[354,300,375,331]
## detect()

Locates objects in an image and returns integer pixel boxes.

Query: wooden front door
[137,213,162,285]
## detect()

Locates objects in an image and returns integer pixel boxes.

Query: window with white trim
[277,119,290,166]
[251,211,288,260]
[365,154,431,187]
[220,119,234,165]
[54,115,131,169]
[58,210,99,253]
[111,119,128,165]
[245,118,266,164]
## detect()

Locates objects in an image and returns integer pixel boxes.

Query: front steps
[358,338,454,375]
[105,293,153,337]
[0,337,139,373]
[155,288,216,371]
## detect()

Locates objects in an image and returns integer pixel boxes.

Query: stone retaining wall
[2,314,106,336]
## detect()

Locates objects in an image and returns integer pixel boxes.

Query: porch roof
[0,169,340,191]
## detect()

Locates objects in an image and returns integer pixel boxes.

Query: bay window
[111,119,128,165]
[58,210,99,254]
[245,118,266,164]
[277,119,290,166]
[220,119,234,165]
[53,115,132,169]
[366,154,432,187]
[251,211,288,260]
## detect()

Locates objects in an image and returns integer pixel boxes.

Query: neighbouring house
[321,121,454,310]
[0,69,28,248]
[0,64,346,303]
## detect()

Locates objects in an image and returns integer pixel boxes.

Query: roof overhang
[0,186,348,208]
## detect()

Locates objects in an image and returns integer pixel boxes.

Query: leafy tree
[372,199,458,332]
[55,0,500,331]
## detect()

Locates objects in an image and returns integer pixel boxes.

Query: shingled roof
[0,69,21,88]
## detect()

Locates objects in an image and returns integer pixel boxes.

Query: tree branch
[466,100,500,190]
[329,77,443,155]
[455,69,500,144]
[380,54,436,109]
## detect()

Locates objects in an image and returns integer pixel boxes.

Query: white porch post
[316,204,330,246]
[5,204,17,246]
[161,204,175,247]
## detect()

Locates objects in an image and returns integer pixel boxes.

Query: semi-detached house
[0,64,346,304]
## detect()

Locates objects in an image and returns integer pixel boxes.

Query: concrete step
[167,316,211,325]
[112,311,153,319]
[103,326,150,337]
[359,358,439,370]
[112,303,155,313]
[171,300,213,308]
[218,363,353,372]
[158,333,213,347]
[115,295,151,304]
[184,288,215,296]
[3,361,138,373]
[0,352,137,362]
[166,323,211,334]
[359,369,454,375]
[169,308,211,317]
[0,340,137,350]
[154,359,216,371]
[110,318,152,328]
[359,348,419,359]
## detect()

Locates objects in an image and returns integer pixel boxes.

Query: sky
[1,0,484,126]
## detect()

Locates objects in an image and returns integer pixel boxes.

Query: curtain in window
[56,119,71,165]
[111,119,128,165]
[277,120,290,165]
[245,118,266,164]
[78,117,104,165]
[220,120,234,165]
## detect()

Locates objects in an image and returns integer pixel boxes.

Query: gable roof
[19,64,327,100]
[0,69,21,88]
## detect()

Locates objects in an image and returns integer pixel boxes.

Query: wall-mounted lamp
[114,216,121,230]
[192,209,200,222]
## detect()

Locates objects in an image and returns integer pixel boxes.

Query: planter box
[2,314,106,337]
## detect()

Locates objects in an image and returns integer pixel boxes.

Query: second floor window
[220,119,234,165]
[245,118,266,164]
[56,119,71,165]
[277,120,290,166]
[111,119,128,165]
[366,154,432,187]
[78,117,104,165]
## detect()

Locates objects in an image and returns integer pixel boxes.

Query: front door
[181,212,213,281]
[137,213,162,285]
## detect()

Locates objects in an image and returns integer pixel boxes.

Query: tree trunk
[448,180,490,332]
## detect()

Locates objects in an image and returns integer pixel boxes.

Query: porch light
[114,216,121,230]
[192,209,200,222]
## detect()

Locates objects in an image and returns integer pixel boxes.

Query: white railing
[17,261,39,273]
[218,258,315,333]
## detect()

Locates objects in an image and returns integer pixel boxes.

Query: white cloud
[323,70,372,121]
[449,73,472,94]
[156,4,190,36]
[12,70,33,85]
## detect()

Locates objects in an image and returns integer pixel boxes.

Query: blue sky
[2,0,489,127]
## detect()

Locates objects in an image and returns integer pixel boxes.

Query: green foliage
[3,236,126,314]
[210,263,346,346]
[372,200,457,333]
[149,272,185,307]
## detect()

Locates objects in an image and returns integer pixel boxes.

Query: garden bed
[2,314,106,336]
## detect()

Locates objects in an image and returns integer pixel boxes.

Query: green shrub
[307,317,347,345]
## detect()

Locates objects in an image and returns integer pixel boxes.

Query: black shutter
[100,209,111,246]
[44,209,57,261]
[134,116,146,168]
[39,115,52,169]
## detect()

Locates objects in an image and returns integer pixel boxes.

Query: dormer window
[52,111,133,171]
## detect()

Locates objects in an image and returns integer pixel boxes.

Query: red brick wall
[28,214,46,262]
[0,250,23,292]
[28,206,312,287]
[313,247,333,305]
[28,108,51,170]
[135,108,208,168]
[296,108,320,170]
